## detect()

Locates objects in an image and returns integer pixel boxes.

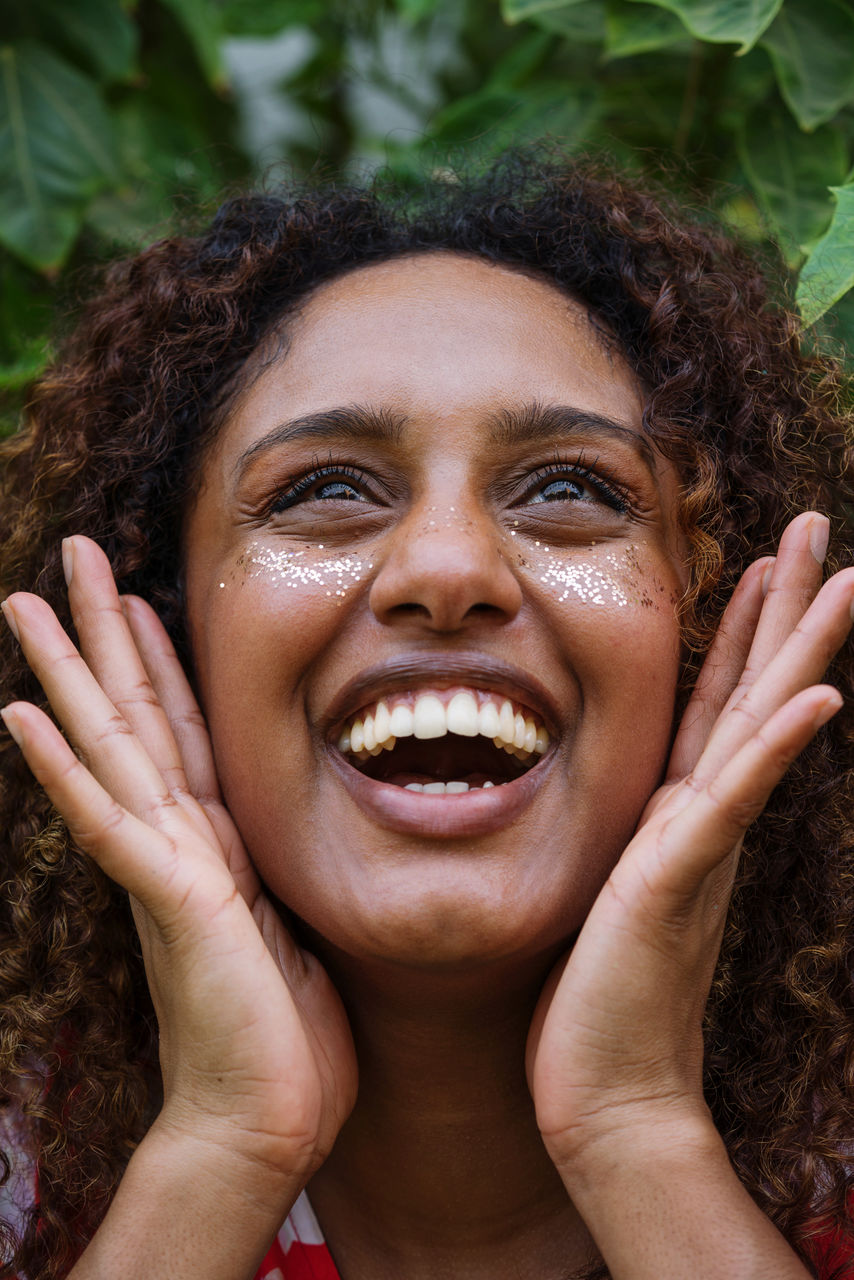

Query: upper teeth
[336,689,550,761]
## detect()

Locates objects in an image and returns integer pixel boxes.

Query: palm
[4,537,357,1178]
[527,515,854,1161]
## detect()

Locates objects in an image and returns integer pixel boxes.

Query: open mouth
[335,688,551,793]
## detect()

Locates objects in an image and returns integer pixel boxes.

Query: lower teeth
[403,780,496,794]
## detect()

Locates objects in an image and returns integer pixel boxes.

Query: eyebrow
[234,400,655,478]
[235,405,408,478]
[489,402,656,467]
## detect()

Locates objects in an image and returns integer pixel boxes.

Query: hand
[1,536,357,1187]
[526,511,853,1169]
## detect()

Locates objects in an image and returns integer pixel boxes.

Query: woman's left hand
[526,511,853,1274]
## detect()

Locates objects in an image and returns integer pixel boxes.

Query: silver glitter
[537,551,629,607]
[240,541,373,599]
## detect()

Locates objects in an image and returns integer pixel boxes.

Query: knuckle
[90,714,135,749]
[113,680,161,715]
[72,799,128,850]
[705,776,763,832]
[171,708,208,734]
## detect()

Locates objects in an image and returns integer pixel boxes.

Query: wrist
[153,1101,321,1192]
[541,1092,718,1184]
[547,1113,811,1280]
[68,1118,306,1280]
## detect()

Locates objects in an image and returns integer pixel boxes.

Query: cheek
[190,547,369,773]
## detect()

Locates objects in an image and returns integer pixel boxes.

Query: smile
[335,687,551,793]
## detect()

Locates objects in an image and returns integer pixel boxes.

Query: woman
[0,156,852,1279]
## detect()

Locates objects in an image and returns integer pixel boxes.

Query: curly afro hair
[1,153,852,1278]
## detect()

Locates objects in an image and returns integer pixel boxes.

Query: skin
[2,252,853,1279]
[184,254,687,968]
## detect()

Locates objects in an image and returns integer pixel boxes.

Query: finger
[2,591,191,827]
[0,701,212,924]
[650,685,842,898]
[691,566,854,783]
[123,593,263,907]
[667,556,771,780]
[749,510,828,647]
[121,593,222,807]
[726,511,827,696]
[64,537,191,800]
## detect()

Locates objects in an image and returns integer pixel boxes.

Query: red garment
[254,1192,854,1280]
[254,1192,341,1280]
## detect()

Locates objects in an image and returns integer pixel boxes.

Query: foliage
[2,0,853,432]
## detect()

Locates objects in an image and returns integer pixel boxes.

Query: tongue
[362,734,528,785]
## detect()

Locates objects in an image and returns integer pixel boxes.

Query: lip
[328,746,552,838]
[322,652,561,838]
[322,652,562,738]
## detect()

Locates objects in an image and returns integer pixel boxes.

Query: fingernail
[61,538,74,587]
[0,708,22,747]
[761,561,775,596]
[814,692,843,731]
[0,600,20,642]
[809,516,830,566]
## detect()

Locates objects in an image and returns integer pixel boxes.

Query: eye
[270,465,373,513]
[521,462,628,512]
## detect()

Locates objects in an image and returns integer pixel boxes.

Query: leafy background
[2,0,854,433]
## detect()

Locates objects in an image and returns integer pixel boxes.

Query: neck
[306,946,598,1280]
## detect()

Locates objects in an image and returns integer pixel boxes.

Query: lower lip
[327,749,551,838]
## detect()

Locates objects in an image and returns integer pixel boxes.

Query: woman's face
[183,253,687,967]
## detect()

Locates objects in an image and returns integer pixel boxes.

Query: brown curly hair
[0,154,852,1279]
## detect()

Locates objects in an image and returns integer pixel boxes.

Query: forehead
[221,252,645,442]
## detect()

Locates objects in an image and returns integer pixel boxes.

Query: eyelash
[519,458,630,513]
[268,455,631,514]
[269,462,372,513]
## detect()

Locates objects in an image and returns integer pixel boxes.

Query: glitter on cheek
[537,553,630,607]
[236,541,374,603]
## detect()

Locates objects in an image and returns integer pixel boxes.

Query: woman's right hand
[1,534,358,1188]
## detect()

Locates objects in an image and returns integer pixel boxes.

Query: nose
[368,502,523,633]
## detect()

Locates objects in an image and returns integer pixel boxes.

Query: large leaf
[604,0,690,57]
[817,287,854,367]
[738,107,848,260]
[213,0,327,35]
[0,41,117,270]
[0,0,139,83]
[796,181,854,325]
[157,0,229,90]
[501,0,592,22]
[624,0,782,51]
[510,0,607,40]
[430,80,602,152]
[760,0,854,131]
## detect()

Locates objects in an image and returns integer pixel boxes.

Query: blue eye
[271,465,372,513]
[528,476,594,504]
[312,479,365,501]
[523,463,628,513]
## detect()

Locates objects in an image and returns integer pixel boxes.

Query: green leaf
[392,0,441,19]
[483,28,554,86]
[17,0,139,82]
[738,106,848,261]
[156,0,229,89]
[501,0,591,23]
[430,80,601,152]
[212,0,327,35]
[510,0,607,40]
[0,42,118,270]
[760,0,854,131]
[818,286,854,366]
[625,0,782,51]
[796,181,854,324]
[605,0,690,57]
